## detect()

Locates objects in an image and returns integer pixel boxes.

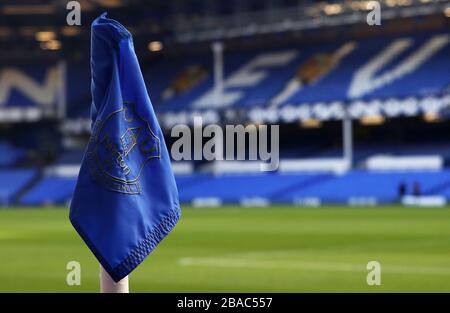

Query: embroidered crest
[86,101,160,194]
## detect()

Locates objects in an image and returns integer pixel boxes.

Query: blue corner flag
[69,13,181,282]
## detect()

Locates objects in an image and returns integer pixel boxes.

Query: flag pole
[100,265,129,293]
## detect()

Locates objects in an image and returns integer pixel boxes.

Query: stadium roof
[0,0,449,60]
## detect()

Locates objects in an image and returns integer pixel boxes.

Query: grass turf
[0,206,449,292]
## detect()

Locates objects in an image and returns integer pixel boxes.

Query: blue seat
[20,176,77,205]
[0,169,36,204]
[0,142,25,166]
[279,170,450,203]
[178,172,322,203]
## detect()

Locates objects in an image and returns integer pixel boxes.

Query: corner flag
[70,13,181,282]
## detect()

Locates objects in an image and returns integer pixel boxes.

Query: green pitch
[0,206,450,292]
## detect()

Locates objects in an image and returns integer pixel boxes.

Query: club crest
[86,101,160,194]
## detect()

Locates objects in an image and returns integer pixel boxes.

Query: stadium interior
[1,0,450,208]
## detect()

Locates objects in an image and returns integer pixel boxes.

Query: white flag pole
[100,265,129,293]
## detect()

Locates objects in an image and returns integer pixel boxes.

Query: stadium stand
[45,31,450,122]
[54,150,85,165]
[177,172,325,204]
[0,141,25,166]
[275,170,450,204]
[1,12,450,208]
[20,176,76,206]
[172,170,450,205]
[6,167,450,206]
[17,149,83,205]
[148,33,449,112]
[0,169,37,205]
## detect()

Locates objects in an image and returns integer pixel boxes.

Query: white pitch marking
[178,255,450,276]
